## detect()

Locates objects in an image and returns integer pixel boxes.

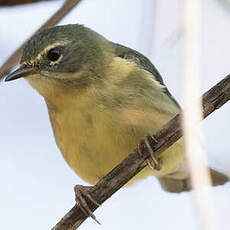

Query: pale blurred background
[0,0,230,229]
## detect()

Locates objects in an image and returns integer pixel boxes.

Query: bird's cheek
[40,70,71,80]
[40,70,53,78]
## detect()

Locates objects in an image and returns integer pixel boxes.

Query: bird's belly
[55,117,151,184]
[50,108,185,185]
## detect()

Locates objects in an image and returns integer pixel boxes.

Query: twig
[0,0,83,79]
[0,0,47,6]
[183,1,217,230]
[52,74,230,230]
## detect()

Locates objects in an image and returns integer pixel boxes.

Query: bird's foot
[138,135,161,171]
[74,185,101,224]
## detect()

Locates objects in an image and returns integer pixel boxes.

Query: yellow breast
[48,98,150,184]
[29,57,185,185]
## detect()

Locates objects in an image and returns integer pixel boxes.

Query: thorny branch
[52,75,230,230]
[0,0,83,78]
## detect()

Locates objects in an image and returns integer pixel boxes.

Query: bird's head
[5,24,113,97]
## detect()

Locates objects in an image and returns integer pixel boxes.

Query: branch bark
[0,0,47,5]
[0,0,82,78]
[52,74,230,230]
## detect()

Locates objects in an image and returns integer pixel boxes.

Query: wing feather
[112,42,180,108]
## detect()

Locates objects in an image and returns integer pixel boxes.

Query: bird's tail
[159,168,229,193]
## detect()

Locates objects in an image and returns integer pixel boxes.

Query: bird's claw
[138,135,161,171]
[74,185,101,224]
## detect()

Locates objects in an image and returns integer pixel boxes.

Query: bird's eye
[47,48,61,62]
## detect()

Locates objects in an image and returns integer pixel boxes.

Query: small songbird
[5,24,229,218]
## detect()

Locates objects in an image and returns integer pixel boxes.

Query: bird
[5,24,229,220]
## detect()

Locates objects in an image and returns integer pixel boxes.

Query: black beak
[5,67,37,82]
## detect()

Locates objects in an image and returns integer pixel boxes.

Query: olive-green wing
[112,42,180,108]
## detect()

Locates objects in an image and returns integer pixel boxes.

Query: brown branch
[0,0,47,6]
[52,74,230,230]
[0,0,83,79]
